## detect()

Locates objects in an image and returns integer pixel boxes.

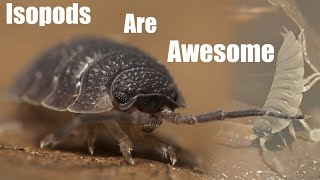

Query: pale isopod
[252,29,320,150]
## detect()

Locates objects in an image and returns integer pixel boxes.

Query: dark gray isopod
[9,37,307,165]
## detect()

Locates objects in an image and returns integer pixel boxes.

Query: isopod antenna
[160,107,308,125]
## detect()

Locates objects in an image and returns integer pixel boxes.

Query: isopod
[8,37,306,165]
[252,29,320,151]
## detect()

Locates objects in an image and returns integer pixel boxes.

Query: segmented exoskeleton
[252,29,320,150]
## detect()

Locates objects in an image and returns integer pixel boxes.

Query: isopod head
[253,118,272,137]
[110,67,185,113]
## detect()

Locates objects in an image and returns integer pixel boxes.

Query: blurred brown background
[0,0,320,179]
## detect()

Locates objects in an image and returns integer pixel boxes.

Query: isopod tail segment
[158,107,308,125]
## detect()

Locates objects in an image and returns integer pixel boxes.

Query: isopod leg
[299,119,312,132]
[40,115,85,149]
[288,121,296,140]
[40,112,136,165]
[137,134,177,165]
[259,137,268,151]
[303,75,320,92]
[40,114,119,148]
[298,29,320,92]
[278,132,288,147]
[87,126,97,155]
[103,121,135,165]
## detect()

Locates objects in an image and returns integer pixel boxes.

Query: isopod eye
[113,92,128,104]
[170,91,178,101]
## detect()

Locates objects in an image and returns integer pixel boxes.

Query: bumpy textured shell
[9,38,186,113]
